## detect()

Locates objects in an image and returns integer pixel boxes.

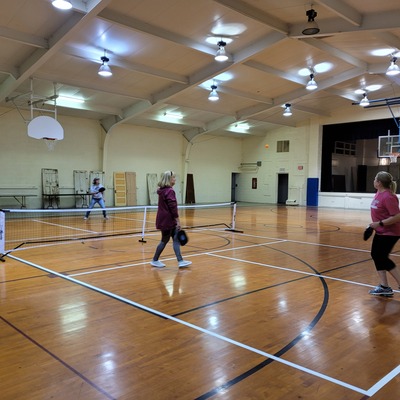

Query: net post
[139,206,147,243]
[0,211,5,261]
[225,202,244,233]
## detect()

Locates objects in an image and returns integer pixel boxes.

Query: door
[173,174,181,204]
[125,172,137,206]
[185,174,195,204]
[73,170,88,207]
[114,172,127,206]
[41,168,59,208]
[89,171,105,186]
[277,173,289,204]
[147,173,158,205]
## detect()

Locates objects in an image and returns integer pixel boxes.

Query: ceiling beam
[299,37,367,69]
[213,0,288,34]
[0,26,48,48]
[62,46,189,84]
[98,9,216,56]
[315,0,362,26]
[0,0,113,102]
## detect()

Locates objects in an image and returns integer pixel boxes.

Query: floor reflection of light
[208,315,219,328]
[230,274,246,289]
[278,299,287,311]
[349,311,368,335]
[301,329,312,340]
[59,300,87,333]
[102,359,116,373]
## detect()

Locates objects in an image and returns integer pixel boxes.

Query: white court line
[7,253,371,396]
[367,364,400,396]
[69,236,385,293]
[206,253,399,293]
[69,240,287,277]
[33,219,98,234]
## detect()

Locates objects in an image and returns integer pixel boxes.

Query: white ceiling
[1,0,400,140]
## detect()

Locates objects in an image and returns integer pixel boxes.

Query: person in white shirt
[84,178,108,220]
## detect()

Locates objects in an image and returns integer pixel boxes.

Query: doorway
[277,173,289,204]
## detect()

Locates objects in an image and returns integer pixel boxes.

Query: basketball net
[43,137,57,151]
[389,153,399,163]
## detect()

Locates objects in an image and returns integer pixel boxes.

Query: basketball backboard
[27,116,64,140]
[378,135,400,158]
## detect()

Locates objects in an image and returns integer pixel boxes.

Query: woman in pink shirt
[368,171,400,296]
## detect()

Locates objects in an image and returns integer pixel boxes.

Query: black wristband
[379,220,384,226]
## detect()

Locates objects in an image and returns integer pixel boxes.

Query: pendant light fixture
[306,71,318,90]
[52,0,72,10]
[359,93,370,107]
[215,40,229,62]
[98,50,112,77]
[208,81,219,101]
[386,56,400,76]
[302,7,320,35]
[283,104,292,116]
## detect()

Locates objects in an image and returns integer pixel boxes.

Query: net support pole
[225,203,243,233]
[0,211,5,261]
[139,206,148,243]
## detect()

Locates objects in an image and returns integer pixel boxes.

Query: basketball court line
[32,219,98,234]
[66,234,398,293]
[6,253,384,396]
[205,252,400,293]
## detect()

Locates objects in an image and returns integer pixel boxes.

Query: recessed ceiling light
[230,123,250,133]
[164,112,183,119]
[58,96,85,103]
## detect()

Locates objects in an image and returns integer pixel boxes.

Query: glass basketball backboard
[378,135,400,158]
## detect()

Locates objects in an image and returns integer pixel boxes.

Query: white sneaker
[104,216,109,220]
[150,260,166,268]
[178,260,192,268]
[83,217,88,220]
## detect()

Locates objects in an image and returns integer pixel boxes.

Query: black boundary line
[0,316,116,400]
[193,245,331,399]
[181,240,373,399]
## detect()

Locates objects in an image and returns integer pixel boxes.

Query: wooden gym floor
[0,203,399,399]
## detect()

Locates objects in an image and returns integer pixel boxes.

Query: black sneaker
[369,285,394,297]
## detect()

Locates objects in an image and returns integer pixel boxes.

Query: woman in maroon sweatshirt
[150,170,192,268]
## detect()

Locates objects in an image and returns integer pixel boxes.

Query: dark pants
[371,234,399,271]
[153,227,182,262]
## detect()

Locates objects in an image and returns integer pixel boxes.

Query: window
[334,141,356,156]
[277,140,289,152]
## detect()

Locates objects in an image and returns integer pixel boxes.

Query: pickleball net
[0,202,241,256]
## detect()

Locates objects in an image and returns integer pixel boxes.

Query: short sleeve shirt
[371,190,400,236]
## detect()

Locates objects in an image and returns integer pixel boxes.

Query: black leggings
[152,228,182,262]
[371,234,399,271]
